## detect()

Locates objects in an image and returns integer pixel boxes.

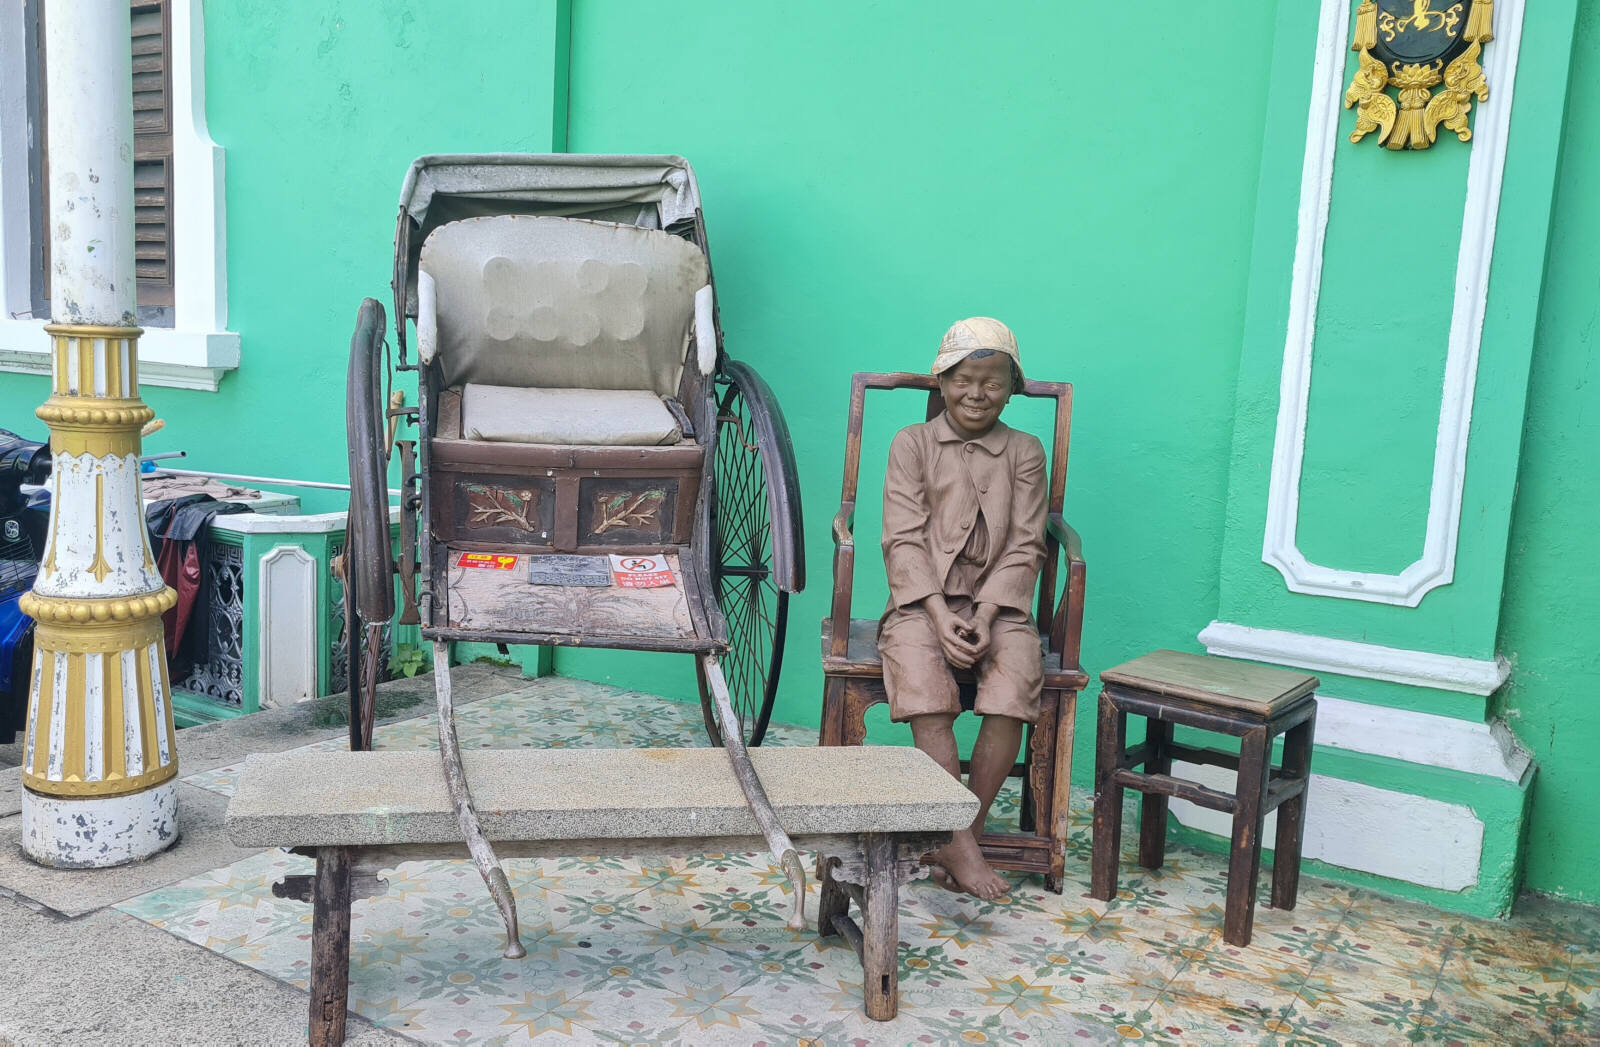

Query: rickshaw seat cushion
[421,214,709,397]
[461,383,682,446]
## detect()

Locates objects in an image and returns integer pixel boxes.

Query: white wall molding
[0,0,238,388]
[1314,694,1531,783]
[1200,621,1510,696]
[259,545,317,707]
[1260,0,1527,606]
[1169,764,1485,892]
[0,329,234,390]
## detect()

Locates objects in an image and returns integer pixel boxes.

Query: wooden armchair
[818,371,1088,893]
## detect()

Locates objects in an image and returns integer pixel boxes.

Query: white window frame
[0,0,237,391]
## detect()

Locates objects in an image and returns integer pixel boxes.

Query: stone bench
[225,745,978,1045]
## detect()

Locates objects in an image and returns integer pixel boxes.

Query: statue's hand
[967,615,993,661]
[928,604,981,669]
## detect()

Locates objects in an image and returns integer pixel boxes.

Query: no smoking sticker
[608,554,675,588]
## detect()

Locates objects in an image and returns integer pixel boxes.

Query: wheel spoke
[702,378,788,746]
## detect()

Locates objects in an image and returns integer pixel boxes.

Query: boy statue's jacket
[880,412,1048,619]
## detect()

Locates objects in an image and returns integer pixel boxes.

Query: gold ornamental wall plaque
[1344,0,1494,150]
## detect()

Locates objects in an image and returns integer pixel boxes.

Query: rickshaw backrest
[420,214,709,397]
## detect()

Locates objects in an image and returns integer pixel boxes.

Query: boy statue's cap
[931,317,1025,392]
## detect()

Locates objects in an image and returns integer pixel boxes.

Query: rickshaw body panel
[390,156,734,657]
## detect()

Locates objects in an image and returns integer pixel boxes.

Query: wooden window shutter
[131,0,174,309]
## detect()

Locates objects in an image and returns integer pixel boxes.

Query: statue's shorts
[878,596,1043,723]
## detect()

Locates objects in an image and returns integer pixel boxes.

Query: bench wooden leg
[310,847,353,1047]
[816,855,849,939]
[1225,727,1273,947]
[829,833,945,1021]
[1090,695,1127,901]
[860,834,899,1021]
[1271,708,1316,911]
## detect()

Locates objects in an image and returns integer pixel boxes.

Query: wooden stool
[1090,650,1318,946]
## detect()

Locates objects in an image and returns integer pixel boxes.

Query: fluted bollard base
[20,324,180,868]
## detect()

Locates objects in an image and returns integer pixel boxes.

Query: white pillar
[19,0,179,868]
[43,0,137,326]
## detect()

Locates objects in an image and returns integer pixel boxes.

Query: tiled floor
[117,676,1599,1045]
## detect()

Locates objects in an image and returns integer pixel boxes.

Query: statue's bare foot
[933,831,1010,900]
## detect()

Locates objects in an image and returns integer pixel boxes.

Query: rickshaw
[340,155,808,952]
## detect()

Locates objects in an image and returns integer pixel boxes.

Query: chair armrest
[1047,513,1084,566]
[833,502,856,547]
[1043,513,1086,668]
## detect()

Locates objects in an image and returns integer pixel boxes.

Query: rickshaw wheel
[344,298,395,751]
[698,365,799,748]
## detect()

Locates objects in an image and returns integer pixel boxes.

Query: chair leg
[842,683,874,747]
[310,847,353,1047]
[1271,708,1316,911]
[1138,717,1173,870]
[1019,718,1038,834]
[819,677,847,747]
[1046,689,1077,895]
[1090,695,1127,901]
[1225,727,1273,947]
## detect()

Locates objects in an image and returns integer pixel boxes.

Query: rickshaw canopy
[393,154,703,341]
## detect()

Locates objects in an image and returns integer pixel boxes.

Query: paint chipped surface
[32,453,164,598]
[22,782,178,869]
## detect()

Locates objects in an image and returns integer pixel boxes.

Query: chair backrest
[420,214,709,396]
[829,371,1075,657]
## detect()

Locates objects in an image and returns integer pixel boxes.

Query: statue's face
[938,353,1014,438]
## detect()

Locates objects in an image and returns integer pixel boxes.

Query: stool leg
[1271,708,1316,911]
[310,847,353,1047]
[1090,695,1127,901]
[1138,717,1173,871]
[1225,727,1272,947]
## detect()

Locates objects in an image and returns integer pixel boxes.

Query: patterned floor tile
[1286,988,1509,1045]
[115,677,1600,1045]
[180,762,246,796]
[816,1002,1014,1047]
[568,946,773,1045]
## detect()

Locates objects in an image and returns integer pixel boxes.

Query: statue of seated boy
[879,317,1045,899]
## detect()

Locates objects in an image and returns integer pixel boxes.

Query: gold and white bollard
[20,0,180,867]
[19,328,178,867]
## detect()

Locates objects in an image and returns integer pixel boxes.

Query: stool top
[1100,650,1318,714]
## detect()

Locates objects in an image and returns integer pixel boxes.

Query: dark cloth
[144,495,250,678]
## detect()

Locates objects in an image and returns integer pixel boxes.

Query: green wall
[1497,0,1600,905]
[553,1,1281,760]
